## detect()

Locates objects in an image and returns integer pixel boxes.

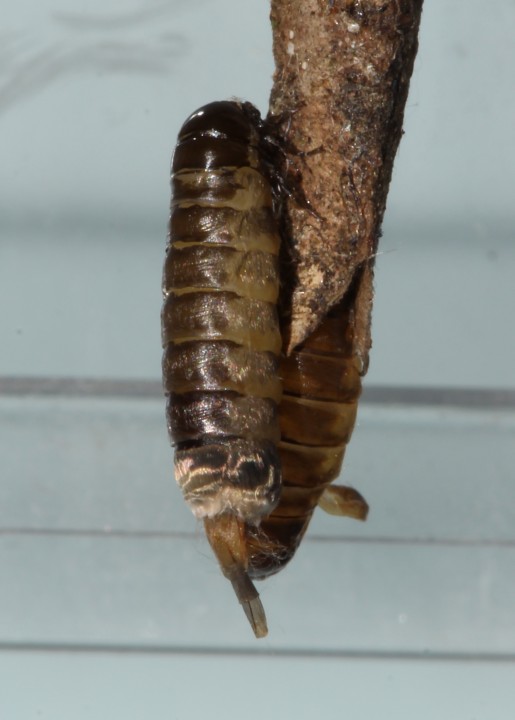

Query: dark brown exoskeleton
[246,270,369,579]
[162,101,283,637]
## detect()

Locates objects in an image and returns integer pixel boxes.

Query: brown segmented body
[163,101,368,637]
[247,273,369,579]
[162,101,283,637]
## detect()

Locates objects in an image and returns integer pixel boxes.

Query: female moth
[162,101,283,637]
[163,101,368,637]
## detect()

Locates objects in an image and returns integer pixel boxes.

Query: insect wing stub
[162,101,283,638]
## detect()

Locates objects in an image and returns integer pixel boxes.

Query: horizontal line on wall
[0,527,514,549]
[1,640,514,664]
[1,376,515,408]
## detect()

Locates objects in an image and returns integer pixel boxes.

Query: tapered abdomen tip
[241,596,268,638]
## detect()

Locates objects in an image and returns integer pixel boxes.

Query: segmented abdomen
[162,100,282,525]
[247,278,369,578]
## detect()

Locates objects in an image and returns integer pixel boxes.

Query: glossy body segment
[162,101,282,637]
[247,284,369,579]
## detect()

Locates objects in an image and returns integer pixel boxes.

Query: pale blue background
[1,1,514,718]
[1,0,514,388]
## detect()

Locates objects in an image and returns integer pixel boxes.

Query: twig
[269,0,424,359]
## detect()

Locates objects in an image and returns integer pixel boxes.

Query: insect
[162,100,368,637]
[246,271,369,579]
[162,100,283,637]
